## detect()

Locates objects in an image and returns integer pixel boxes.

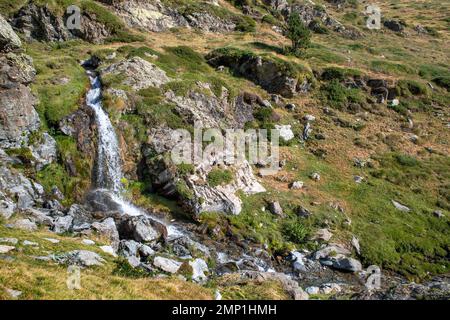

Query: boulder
[118,215,166,243]
[391,200,410,212]
[312,228,333,242]
[57,250,105,267]
[67,204,93,231]
[118,239,140,258]
[52,215,73,234]
[91,217,120,248]
[189,258,209,283]
[275,125,295,141]
[23,208,54,227]
[100,57,170,91]
[332,257,362,273]
[268,201,284,217]
[0,14,21,52]
[10,218,37,231]
[100,245,117,257]
[153,256,182,273]
[0,245,15,254]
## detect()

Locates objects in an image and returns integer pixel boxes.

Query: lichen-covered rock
[100,57,170,90]
[0,14,21,52]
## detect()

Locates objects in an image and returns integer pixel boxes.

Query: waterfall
[84,69,182,238]
[86,71,123,193]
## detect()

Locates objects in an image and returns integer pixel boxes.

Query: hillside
[0,0,449,300]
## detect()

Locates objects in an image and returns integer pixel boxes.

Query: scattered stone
[289,181,304,190]
[303,114,316,122]
[384,19,405,32]
[433,210,444,218]
[305,286,320,295]
[285,103,296,111]
[0,237,18,245]
[189,258,209,283]
[100,245,117,257]
[354,176,364,184]
[390,99,400,106]
[303,122,312,140]
[310,172,321,181]
[391,200,410,212]
[0,245,15,254]
[214,290,222,300]
[11,219,37,231]
[57,250,105,267]
[268,201,284,217]
[5,288,22,299]
[275,125,294,141]
[82,239,95,246]
[43,238,60,244]
[295,206,312,218]
[22,240,38,246]
[127,256,141,268]
[153,256,182,274]
[312,228,333,242]
[320,283,342,294]
[351,236,361,255]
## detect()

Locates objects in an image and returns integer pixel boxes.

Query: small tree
[285,12,311,55]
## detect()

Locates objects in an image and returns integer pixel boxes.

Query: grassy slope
[1,0,448,299]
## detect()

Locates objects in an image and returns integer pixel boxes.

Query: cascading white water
[86,72,123,193]
[85,70,182,239]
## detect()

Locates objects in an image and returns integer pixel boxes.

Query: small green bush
[283,220,309,244]
[285,11,311,56]
[207,169,234,187]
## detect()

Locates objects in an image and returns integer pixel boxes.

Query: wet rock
[0,14,21,52]
[57,250,105,267]
[118,215,166,243]
[189,258,209,283]
[153,256,182,273]
[100,57,170,91]
[391,200,410,212]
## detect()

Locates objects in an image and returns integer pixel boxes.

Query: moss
[175,179,194,200]
[207,169,234,187]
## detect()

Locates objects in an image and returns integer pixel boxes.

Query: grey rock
[268,201,284,216]
[275,124,295,141]
[127,256,141,268]
[11,218,37,231]
[22,240,38,246]
[67,204,93,230]
[310,172,321,181]
[23,208,54,227]
[5,288,22,299]
[0,245,15,254]
[118,215,165,243]
[101,57,170,91]
[52,215,73,234]
[43,238,59,244]
[138,244,155,258]
[100,245,117,257]
[391,200,410,212]
[354,176,364,184]
[352,236,361,255]
[189,258,209,283]
[0,14,21,52]
[91,217,120,248]
[0,237,18,245]
[305,286,320,295]
[118,240,140,258]
[81,239,95,245]
[312,228,333,242]
[153,256,182,273]
[295,206,312,218]
[312,245,351,260]
[433,210,444,218]
[30,133,57,170]
[289,181,304,190]
[332,257,362,273]
[58,250,105,267]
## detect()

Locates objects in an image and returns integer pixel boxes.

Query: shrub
[283,220,309,244]
[285,12,311,55]
[433,76,450,91]
[235,16,256,33]
[395,154,419,167]
[397,80,429,96]
[207,169,234,187]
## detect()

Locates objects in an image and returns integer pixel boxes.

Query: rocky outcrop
[11,3,112,44]
[106,0,236,33]
[0,52,40,149]
[206,48,312,98]
[0,14,22,52]
[100,57,170,91]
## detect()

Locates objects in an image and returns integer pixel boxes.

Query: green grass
[207,168,234,187]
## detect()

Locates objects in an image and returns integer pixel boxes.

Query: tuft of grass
[207,169,234,187]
